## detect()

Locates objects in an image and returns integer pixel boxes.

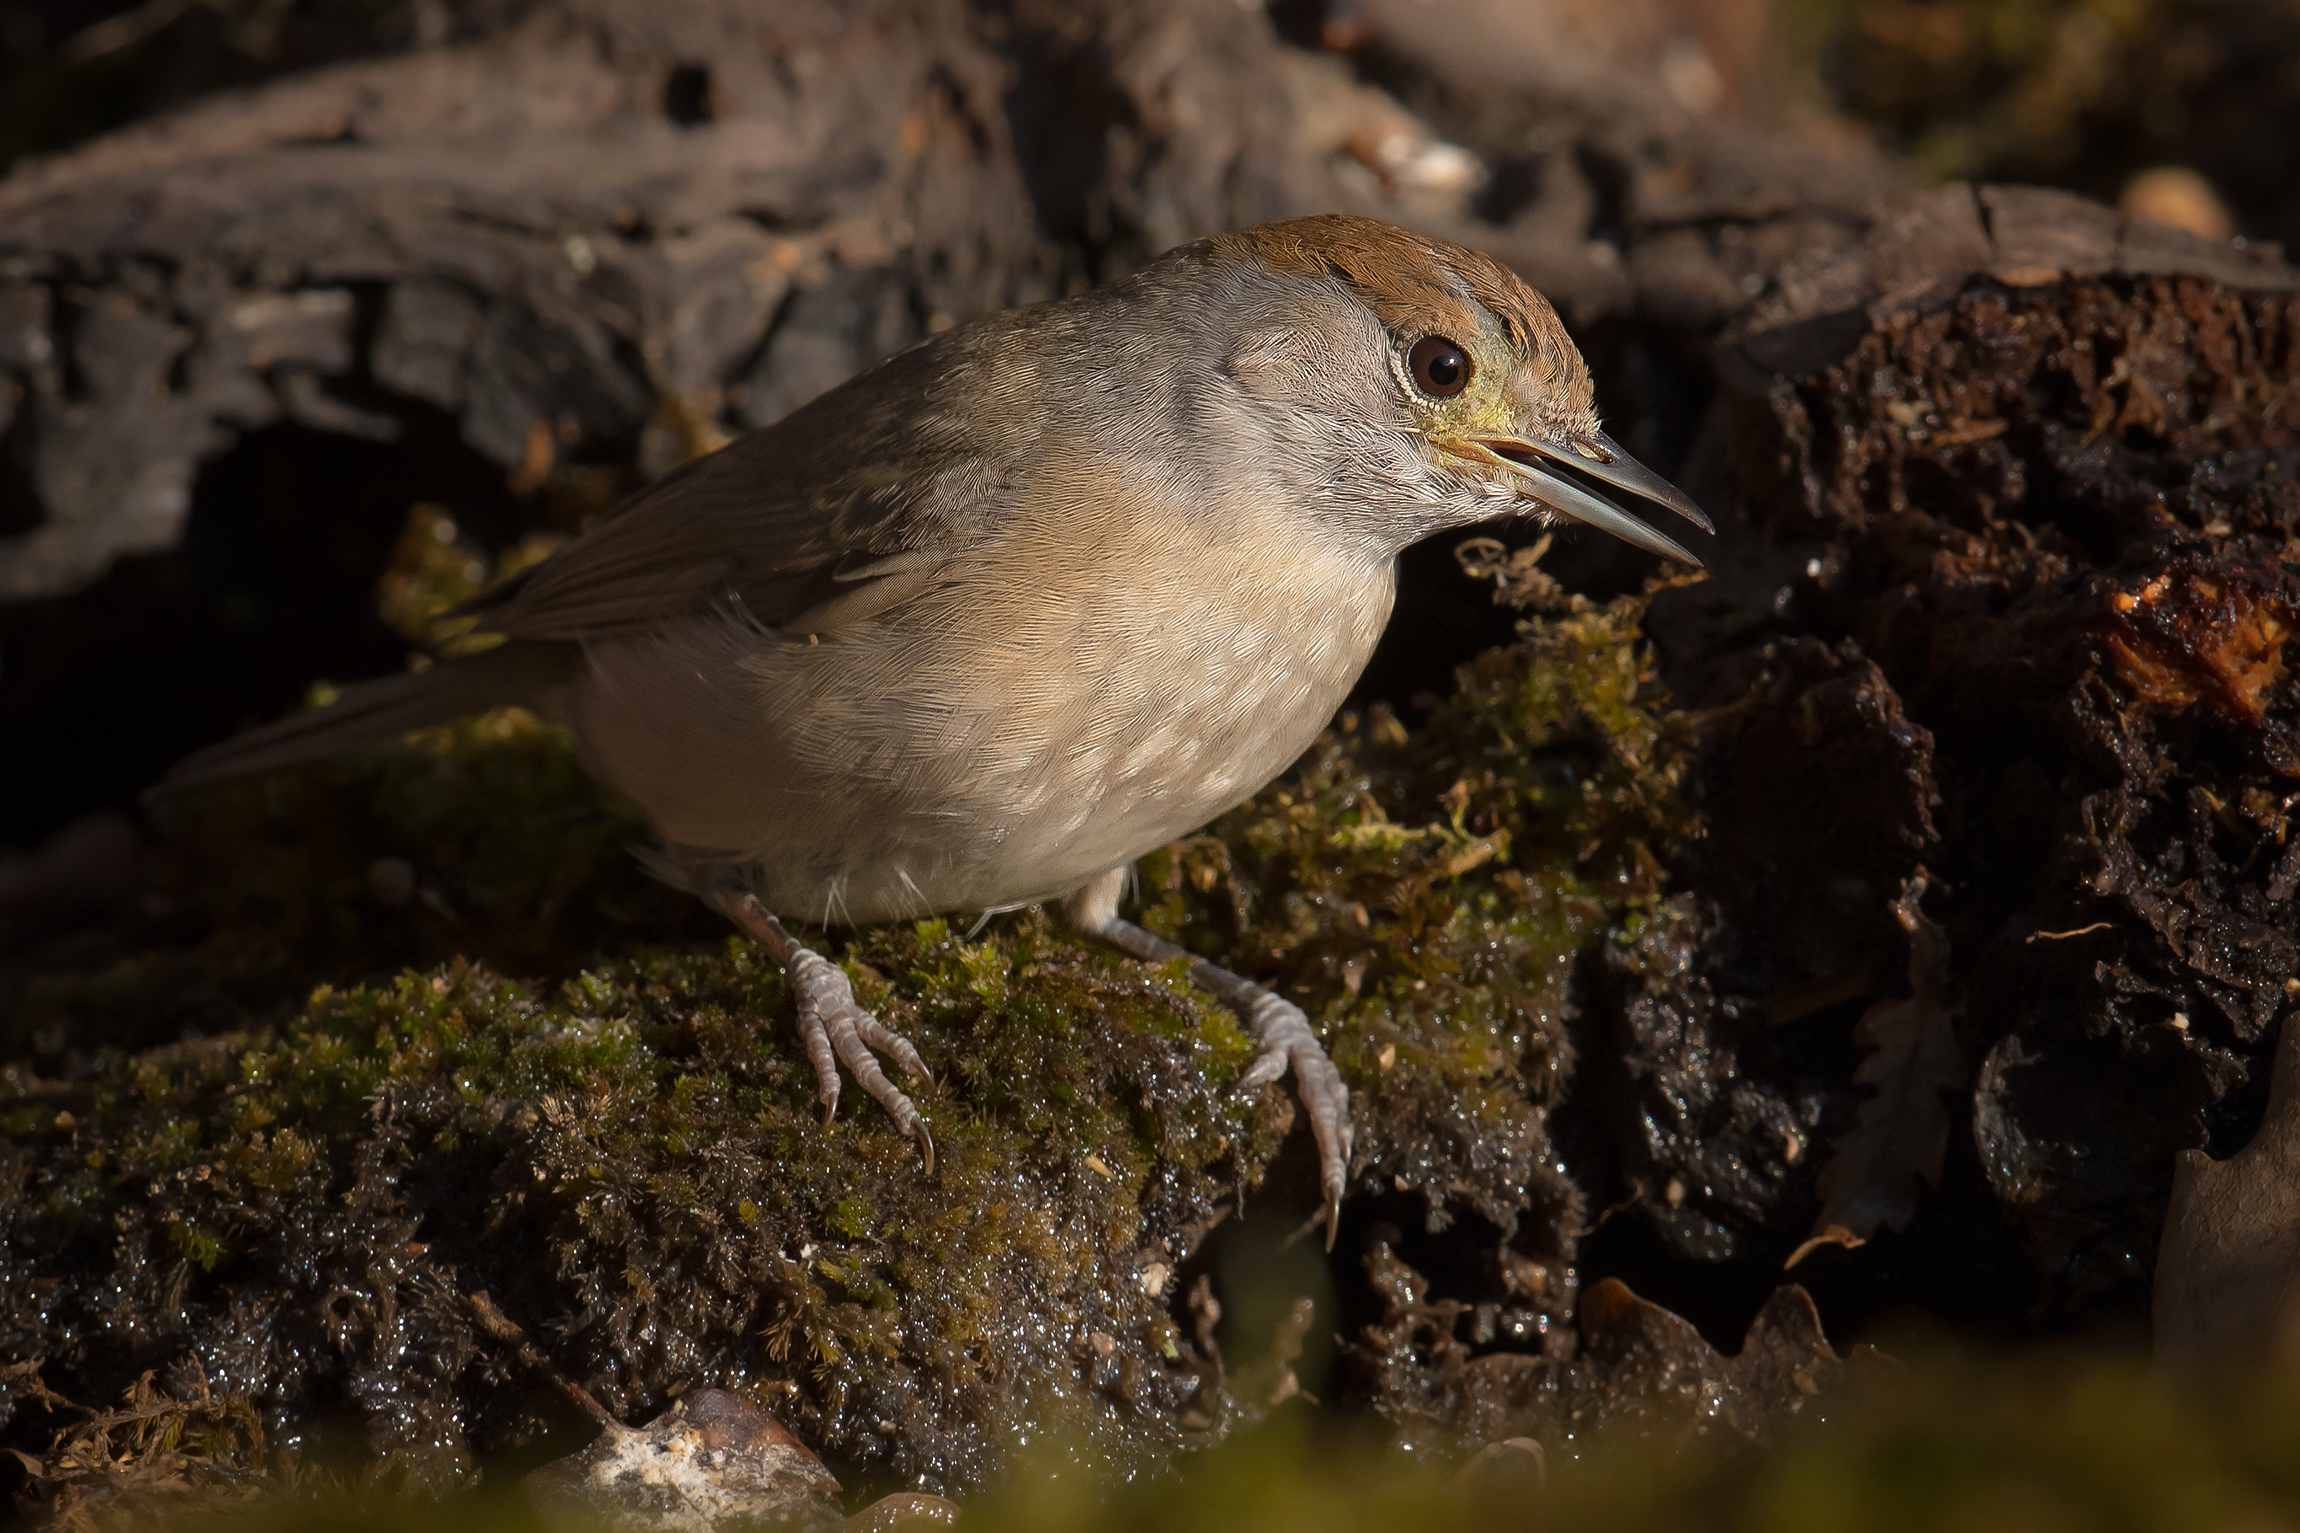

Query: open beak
[1450,429,1713,567]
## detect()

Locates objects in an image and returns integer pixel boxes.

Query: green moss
[2,928,1283,1492]
[3,557,1697,1498]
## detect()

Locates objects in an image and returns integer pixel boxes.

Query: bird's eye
[1407,336,1472,399]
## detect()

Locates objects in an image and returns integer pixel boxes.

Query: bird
[158,214,1711,1244]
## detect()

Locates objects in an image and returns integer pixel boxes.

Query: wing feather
[460,321,1038,643]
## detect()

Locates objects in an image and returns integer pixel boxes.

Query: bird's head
[1200,214,1712,564]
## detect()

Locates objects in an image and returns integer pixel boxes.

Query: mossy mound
[6,924,1275,1497]
[0,578,1693,1504]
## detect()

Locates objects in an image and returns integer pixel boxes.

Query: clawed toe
[1238,1042,1290,1093]
[786,950,936,1170]
[1229,996,1352,1248]
[698,878,934,1168]
[1286,1042,1352,1248]
[1059,887,1359,1250]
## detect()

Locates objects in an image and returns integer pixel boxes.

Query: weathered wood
[1723,181,2298,384]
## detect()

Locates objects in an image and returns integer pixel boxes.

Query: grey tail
[150,641,580,798]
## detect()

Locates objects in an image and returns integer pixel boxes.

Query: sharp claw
[1318,1127,1347,1252]
[915,1122,935,1174]
[811,1060,841,1122]
[889,1041,930,1086]
[1227,997,1354,1241]
[858,1013,933,1086]
[814,1058,842,1121]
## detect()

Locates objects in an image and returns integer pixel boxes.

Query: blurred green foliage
[30,1340,2300,1531]
[1796,0,2300,245]
[980,1345,2300,1533]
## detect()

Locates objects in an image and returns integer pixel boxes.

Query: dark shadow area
[0,410,38,539]
[662,61,717,125]
[0,401,524,847]
[1351,524,1528,711]
[996,4,1134,277]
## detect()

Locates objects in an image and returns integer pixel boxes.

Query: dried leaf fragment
[12,1366,268,1528]
[524,1387,841,1531]
[1799,873,1965,1258]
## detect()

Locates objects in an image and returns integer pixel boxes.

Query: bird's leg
[698,868,935,1170]
[1056,868,1351,1247]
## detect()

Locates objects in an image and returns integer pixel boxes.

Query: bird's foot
[1234,991,1352,1246]
[699,875,934,1169]
[783,948,936,1171]
[1056,868,1354,1248]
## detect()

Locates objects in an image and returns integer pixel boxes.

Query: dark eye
[1408,335,1472,398]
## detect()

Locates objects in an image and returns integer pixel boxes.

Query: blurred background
[5,0,2296,245]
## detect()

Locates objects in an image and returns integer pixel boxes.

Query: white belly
[569,517,1398,925]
